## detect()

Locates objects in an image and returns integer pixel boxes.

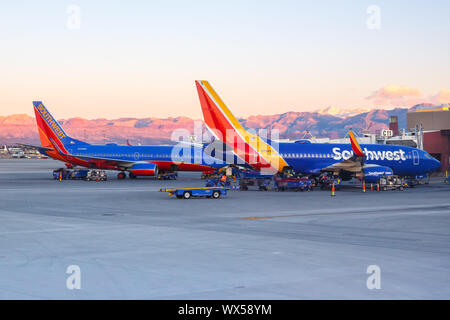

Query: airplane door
[412,150,419,165]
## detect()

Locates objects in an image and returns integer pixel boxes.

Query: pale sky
[1,0,449,119]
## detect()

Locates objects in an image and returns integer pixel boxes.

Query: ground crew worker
[220,174,227,186]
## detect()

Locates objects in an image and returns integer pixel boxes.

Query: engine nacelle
[130,162,158,176]
[363,166,393,183]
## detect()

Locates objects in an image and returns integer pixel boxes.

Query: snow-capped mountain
[315,106,372,118]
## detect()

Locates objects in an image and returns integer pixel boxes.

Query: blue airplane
[195,80,441,182]
[31,101,228,179]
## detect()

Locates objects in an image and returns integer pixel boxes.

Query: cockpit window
[424,153,433,160]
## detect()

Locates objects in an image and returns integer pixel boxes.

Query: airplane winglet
[349,130,364,157]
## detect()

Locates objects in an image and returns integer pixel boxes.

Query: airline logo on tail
[195,80,288,173]
[34,102,67,139]
[33,101,69,160]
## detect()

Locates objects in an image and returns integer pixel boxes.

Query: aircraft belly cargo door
[413,150,419,165]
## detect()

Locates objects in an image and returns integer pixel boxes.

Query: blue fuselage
[50,142,227,172]
[277,142,441,177]
[47,140,440,177]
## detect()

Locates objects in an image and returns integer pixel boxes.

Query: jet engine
[130,162,158,176]
[362,166,393,183]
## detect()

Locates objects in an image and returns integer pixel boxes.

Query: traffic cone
[363,181,366,193]
[370,183,373,191]
[331,183,335,197]
[377,183,380,192]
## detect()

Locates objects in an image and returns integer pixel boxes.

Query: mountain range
[0,106,415,146]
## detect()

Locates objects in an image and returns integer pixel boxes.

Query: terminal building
[407,105,450,172]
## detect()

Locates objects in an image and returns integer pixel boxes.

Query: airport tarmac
[0,159,449,299]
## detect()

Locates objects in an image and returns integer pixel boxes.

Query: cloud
[366,84,423,106]
[429,89,450,104]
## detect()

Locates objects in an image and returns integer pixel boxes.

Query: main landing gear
[117,171,137,179]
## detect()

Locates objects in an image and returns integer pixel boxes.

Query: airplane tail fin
[195,80,288,173]
[349,130,365,157]
[33,101,74,157]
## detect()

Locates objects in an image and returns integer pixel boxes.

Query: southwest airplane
[195,80,441,182]
[31,101,227,179]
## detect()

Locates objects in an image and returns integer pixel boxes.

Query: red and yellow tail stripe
[349,130,365,157]
[196,80,288,172]
[33,101,69,161]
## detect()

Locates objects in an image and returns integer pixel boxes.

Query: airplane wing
[314,131,395,179]
[16,143,53,152]
[70,154,138,168]
[15,143,54,156]
[318,131,367,174]
[321,157,364,173]
[321,159,387,173]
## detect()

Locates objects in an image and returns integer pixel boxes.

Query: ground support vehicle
[274,176,315,191]
[157,172,178,180]
[204,177,235,188]
[318,175,341,191]
[70,169,90,180]
[238,171,273,191]
[86,170,108,181]
[52,168,73,180]
[379,175,404,191]
[159,186,237,199]
[201,170,216,180]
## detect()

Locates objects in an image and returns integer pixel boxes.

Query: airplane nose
[432,158,441,171]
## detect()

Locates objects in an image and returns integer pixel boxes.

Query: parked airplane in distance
[195,80,441,182]
[32,101,227,179]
